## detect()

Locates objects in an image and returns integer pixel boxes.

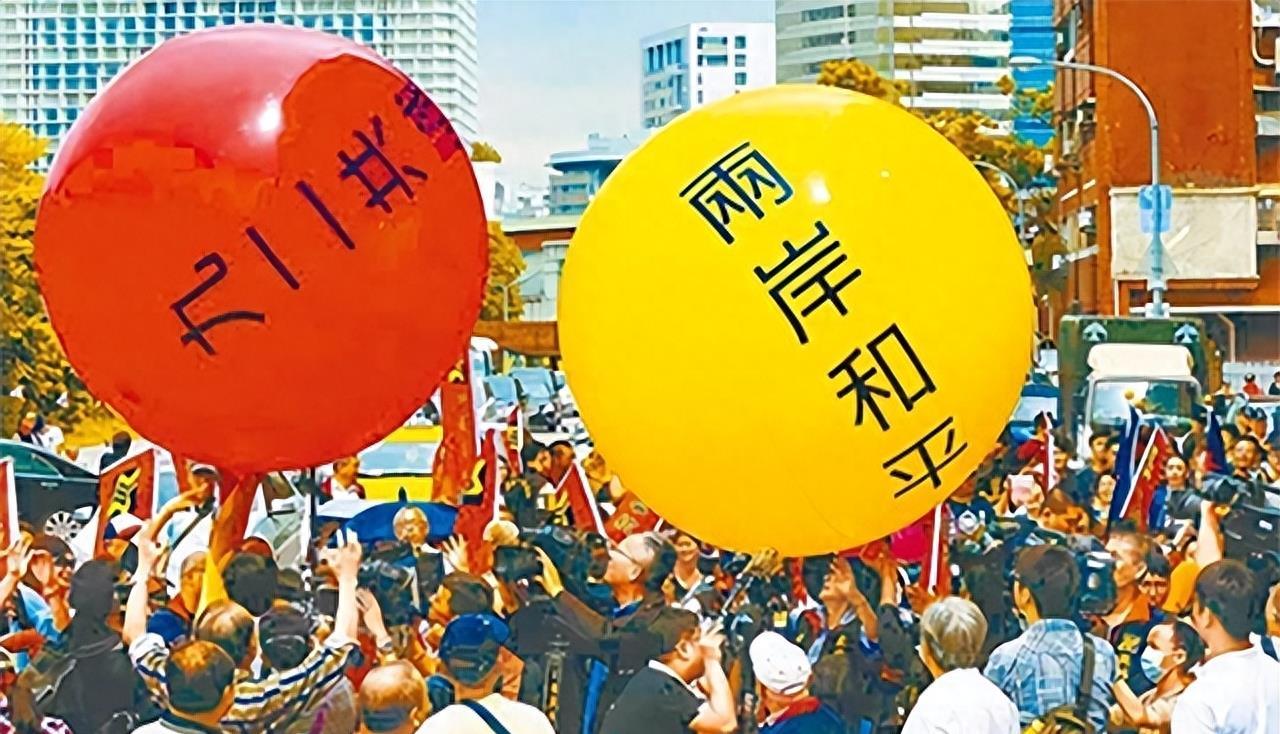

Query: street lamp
[499,266,543,322]
[1008,55,1166,317]
[972,160,1027,244]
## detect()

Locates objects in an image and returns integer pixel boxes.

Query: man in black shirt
[600,608,735,734]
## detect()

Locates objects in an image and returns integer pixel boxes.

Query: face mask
[1140,646,1168,683]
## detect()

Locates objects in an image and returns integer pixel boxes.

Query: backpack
[1022,633,1096,734]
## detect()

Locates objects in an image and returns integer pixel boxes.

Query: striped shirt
[129,632,356,734]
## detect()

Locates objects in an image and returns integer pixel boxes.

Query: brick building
[1051,0,1278,366]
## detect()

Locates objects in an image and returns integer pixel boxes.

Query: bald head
[358,662,426,734]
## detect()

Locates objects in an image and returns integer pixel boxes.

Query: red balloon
[36,26,487,472]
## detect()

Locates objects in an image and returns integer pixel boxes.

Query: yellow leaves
[996,75,1016,96]
[470,141,502,164]
[480,221,525,320]
[817,59,907,105]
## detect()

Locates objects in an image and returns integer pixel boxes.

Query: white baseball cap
[749,631,811,695]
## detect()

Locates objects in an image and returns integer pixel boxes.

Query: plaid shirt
[130,632,355,734]
[982,618,1117,731]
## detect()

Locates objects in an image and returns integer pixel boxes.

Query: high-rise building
[0,0,478,164]
[546,133,640,216]
[641,21,775,129]
[1009,0,1053,144]
[774,0,1011,113]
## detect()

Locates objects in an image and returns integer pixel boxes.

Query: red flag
[553,462,604,535]
[454,429,501,571]
[0,459,17,555]
[890,504,951,595]
[1124,426,1173,532]
[602,491,661,543]
[432,357,478,505]
[94,450,157,557]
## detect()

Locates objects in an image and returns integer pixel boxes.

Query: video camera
[1164,474,1280,589]
[313,541,444,625]
[493,525,612,613]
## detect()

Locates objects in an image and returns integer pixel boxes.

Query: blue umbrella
[340,501,458,546]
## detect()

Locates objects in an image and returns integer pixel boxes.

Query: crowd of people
[0,395,1276,734]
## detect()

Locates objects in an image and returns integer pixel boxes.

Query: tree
[0,121,107,435]
[470,141,502,163]
[481,221,525,320]
[817,59,1066,298]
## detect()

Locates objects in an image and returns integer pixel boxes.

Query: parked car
[511,367,562,430]
[358,424,442,501]
[0,439,98,541]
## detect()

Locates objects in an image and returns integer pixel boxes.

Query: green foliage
[481,221,525,320]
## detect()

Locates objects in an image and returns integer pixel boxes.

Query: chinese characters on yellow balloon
[680,141,970,503]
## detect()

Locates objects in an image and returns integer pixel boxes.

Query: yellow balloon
[560,86,1032,555]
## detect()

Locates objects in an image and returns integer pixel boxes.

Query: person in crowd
[546,440,576,486]
[983,545,1117,731]
[668,531,713,612]
[902,597,1018,734]
[260,602,359,734]
[428,573,495,630]
[945,474,998,535]
[128,639,236,734]
[146,551,205,646]
[748,631,844,734]
[1230,434,1263,480]
[1241,373,1263,397]
[519,530,675,734]
[1102,530,1153,636]
[1172,559,1280,733]
[1074,430,1115,503]
[1269,369,1280,396]
[1037,488,1091,536]
[99,431,132,471]
[189,466,221,501]
[790,555,880,663]
[23,536,73,635]
[393,506,430,551]
[321,456,366,501]
[599,607,735,734]
[1150,455,1190,531]
[1087,473,1116,526]
[1139,549,1171,621]
[1109,619,1203,734]
[0,538,61,671]
[39,559,146,733]
[222,551,279,617]
[357,662,427,734]
[125,529,362,734]
[1,666,73,734]
[1258,581,1280,660]
[418,614,554,732]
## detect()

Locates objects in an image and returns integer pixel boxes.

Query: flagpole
[927,502,943,593]
[1121,428,1157,519]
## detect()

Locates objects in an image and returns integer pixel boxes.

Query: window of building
[184,1,197,11]
[735,36,745,49]
[143,16,156,29]
[672,38,683,64]
[735,72,747,85]
[83,18,96,30]
[697,89,703,104]
[65,18,77,30]
[735,54,746,67]
[42,32,55,45]
[801,5,843,22]
[704,54,727,67]
[164,1,176,12]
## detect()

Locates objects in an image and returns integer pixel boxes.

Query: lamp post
[972,160,1027,244]
[1009,55,1166,317]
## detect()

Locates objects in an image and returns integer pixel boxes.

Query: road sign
[1173,324,1199,344]
[1083,322,1109,343]
[1139,184,1173,235]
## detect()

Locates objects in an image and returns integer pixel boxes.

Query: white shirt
[901,668,1019,734]
[1171,645,1280,734]
[415,693,555,734]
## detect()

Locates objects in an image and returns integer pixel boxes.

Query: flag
[1040,412,1058,491]
[94,450,157,557]
[1205,409,1227,474]
[198,472,259,615]
[1108,404,1142,530]
[552,462,605,535]
[602,491,661,543]
[432,356,478,506]
[1126,426,1173,531]
[0,459,16,553]
[503,406,524,473]
[453,429,501,572]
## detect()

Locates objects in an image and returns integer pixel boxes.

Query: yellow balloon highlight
[560,86,1033,555]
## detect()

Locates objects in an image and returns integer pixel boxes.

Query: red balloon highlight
[35,26,487,472]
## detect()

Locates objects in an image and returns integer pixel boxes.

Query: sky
[477,0,773,190]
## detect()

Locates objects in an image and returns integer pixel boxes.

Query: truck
[1057,316,1222,459]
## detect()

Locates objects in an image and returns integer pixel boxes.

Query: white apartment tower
[0,0,479,163]
[775,0,1011,113]
[641,21,775,129]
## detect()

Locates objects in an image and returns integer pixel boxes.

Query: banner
[94,450,157,557]
[1126,426,1173,532]
[198,472,259,615]
[432,357,478,505]
[503,405,524,474]
[602,491,661,543]
[1205,410,1227,474]
[454,429,501,572]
